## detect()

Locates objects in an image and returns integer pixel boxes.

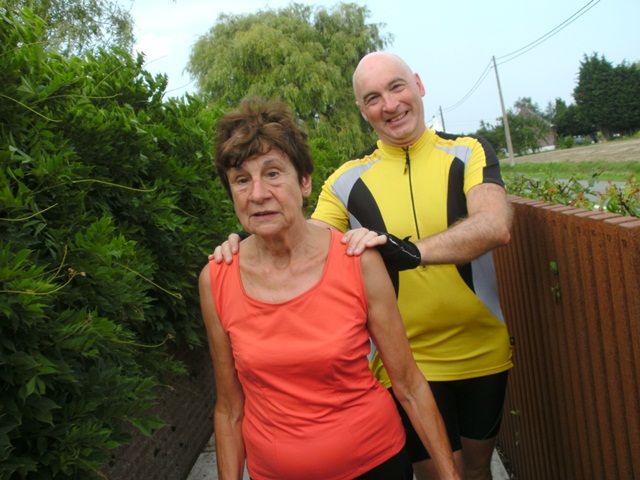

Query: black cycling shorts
[389,370,509,462]
[354,447,412,480]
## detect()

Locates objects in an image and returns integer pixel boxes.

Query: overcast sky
[119,0,639,133]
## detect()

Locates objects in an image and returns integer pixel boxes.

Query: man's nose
[382,93,399,112]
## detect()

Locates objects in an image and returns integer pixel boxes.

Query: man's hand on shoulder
[341,228,388,256]
[209,232,246,264]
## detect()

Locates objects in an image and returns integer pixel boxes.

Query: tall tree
[573,53,614,138]
[4,0,135,56]
[476,120,506,155]
[512,97,554,153]
[186,2,392,158]
[609,60,640,135]
[476,98,553,157]
[574,53,640,138]
[551,98,591,138]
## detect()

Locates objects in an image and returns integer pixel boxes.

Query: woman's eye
[230,177,249,190]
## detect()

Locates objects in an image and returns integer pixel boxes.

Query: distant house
[518,105,557,152]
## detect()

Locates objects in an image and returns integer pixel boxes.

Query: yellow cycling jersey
[312,129,512,383]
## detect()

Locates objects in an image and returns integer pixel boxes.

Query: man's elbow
[496,223,511,247]
[484,218,511,252]
[494,203,513,247]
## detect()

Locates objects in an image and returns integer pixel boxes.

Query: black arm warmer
[374,231,422,271]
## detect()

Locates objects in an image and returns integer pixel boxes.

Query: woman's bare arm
[361,250,461,480]
[199,264,246,479]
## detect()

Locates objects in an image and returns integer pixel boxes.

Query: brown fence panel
[494,197,640,480]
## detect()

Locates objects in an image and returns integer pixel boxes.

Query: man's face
[354,54,426,148]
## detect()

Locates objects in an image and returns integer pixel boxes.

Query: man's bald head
[351,52,426,147]
[352,52,414,100]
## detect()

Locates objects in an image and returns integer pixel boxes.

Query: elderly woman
[199,98,459,480]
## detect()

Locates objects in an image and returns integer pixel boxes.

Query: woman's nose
[248,178,269,200]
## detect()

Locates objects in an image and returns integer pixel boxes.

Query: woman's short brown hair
[215,97,314,197]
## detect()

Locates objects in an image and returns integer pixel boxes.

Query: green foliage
[551,98,592,138]
[510,100,553,155]
[476,120,506,156]
[549,261,561,303]
[505,172,597,210]
[504,169,640,218]
[307,137,341,215]
[503,160,640,183]
[476,98,553,157]
[2,0,135,57]
[560,135,575,149]
[186,1,390,160]
[597,176,640,217]
[573,53,640,138]
[1,8,234,478]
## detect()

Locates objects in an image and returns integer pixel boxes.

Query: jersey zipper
[403,147,421,239]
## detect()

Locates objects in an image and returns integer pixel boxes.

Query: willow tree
[186,2,392,158]
[3,0,135,56]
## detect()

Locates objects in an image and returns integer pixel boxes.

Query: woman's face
[227,148,311,237]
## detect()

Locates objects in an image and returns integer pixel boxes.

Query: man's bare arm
[415,183,512,265]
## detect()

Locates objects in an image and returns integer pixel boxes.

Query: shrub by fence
[1,9,236,478]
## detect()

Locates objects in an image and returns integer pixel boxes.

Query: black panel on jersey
[351,144,378,161]
[447,157,474,293]
[347,179,400,296]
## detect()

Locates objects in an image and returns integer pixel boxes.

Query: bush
[1,9,235,478]
[504,170,639,218]
[561,135,575,149]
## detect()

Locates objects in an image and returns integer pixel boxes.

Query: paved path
[186,434,511,480]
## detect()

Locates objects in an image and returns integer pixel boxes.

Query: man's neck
[383,127,429,150]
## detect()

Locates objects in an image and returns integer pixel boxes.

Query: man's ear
[414,73,426,97]
[356,102,369,122]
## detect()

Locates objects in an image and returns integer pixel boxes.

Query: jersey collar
[377,129,436,159]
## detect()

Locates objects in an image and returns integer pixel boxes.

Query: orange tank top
[209,229,405,479]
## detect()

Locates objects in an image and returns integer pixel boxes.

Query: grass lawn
[502,160,639,183]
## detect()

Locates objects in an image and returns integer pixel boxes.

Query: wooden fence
[493,196,640,479]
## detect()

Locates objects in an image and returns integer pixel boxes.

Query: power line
[438,0,600,117]
[496,0,601,66]
[441,60,493,114]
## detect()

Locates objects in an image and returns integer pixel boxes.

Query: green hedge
[1,9,237,479]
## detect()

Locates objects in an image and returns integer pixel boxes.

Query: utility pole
[492,56,515,167]
[438,105,446,133]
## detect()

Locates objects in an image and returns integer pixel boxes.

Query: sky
[119,0,640,133]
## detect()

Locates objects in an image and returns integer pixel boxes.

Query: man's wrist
[374,231,422,271]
